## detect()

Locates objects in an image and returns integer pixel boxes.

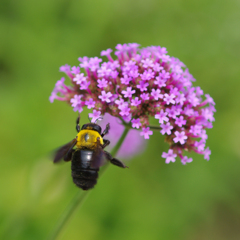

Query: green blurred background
[1,0,240,239]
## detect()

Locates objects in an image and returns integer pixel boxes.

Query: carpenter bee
[53,116,128,190]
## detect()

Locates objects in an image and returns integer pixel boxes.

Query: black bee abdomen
[71,150,99,190]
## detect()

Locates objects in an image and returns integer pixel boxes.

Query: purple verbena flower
[97,78,108,88]
[173,131,188,145]
[122,87,136,98]
[89,110,101,123]
[131,118,141,129]
[140,127,153,139]
[70,94,83,112]
[85,98,96,109]
[163,93,176,105]
[175,116,187,127]
[131,97,141,106]
[160,122,173,135]
[50,43,215,163]
[162,149,177,164]
[99,91,112,103]
[181,156,193,165]
[151,89,163,100]
[155,110,169,124]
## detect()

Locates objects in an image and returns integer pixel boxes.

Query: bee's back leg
[104,151,128,168]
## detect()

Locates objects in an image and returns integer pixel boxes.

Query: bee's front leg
[76,115,80,132]
[101,123,110,137]
[102,139,110,149]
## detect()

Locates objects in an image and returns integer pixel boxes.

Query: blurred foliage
[0,0,240,239]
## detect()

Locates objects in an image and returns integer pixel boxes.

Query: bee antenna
[95,117,103,124]
[88,114,91,123]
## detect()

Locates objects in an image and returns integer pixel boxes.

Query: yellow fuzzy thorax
[76,129,103,149]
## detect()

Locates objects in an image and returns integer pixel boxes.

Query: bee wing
[90,138,105,168]
[53,138,77,163]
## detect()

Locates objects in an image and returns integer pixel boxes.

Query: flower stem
[47,126,130,240]
[148,125,161,131]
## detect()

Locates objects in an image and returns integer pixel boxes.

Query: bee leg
[101,123,110,137]
[104,151,128,168]
[76,115,80,132]
[102,139,110,149]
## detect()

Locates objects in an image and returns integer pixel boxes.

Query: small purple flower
[97,78,108,88]
[160,122,173,135]
[120,75,132,85]
[85,98,96,109]
[163,93,176,105]
[159,70,170,80]
[131,118,141,129]
[73,73,87,85]
[201,108,215,122]
[99,91,112,103]
[175,116,186,127]
[175,92,186,105]
[162,149,177,164]
[152,63,163,72]
[100,48,113,62]
[205,94,215,105]
[70,95,83,112]
[140,69,155,81]
[166,107,180,119]
[80,79,91,90]
[115,98,125,106]
[119,106,131,117]
[131,97,141,106]
[194,140,206,152]
[181,156,193,165]
[89,110,101,123]
[101,48,112,56]
[137,81,149,92]
[151,89,163,100]
[140,93,150,101]
[196,87,203,96]
[141,58,154,68]
[203,147,211,161]
[122,87,136,98]
[88,57,102,72]
[60,64,71,74]
[155,110,169,124]
[173,131,188,145]
[189,125,202,136]
[71,66,80,75]
[97,65,111,78]
[154,76,166,88]
[140,127,153,139]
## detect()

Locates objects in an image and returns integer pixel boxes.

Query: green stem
[148,125,161,131]
[47,126,130,240]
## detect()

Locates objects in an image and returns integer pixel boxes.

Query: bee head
[81,123,102,134]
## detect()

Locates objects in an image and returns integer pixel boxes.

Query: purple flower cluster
[50,43,215,164]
